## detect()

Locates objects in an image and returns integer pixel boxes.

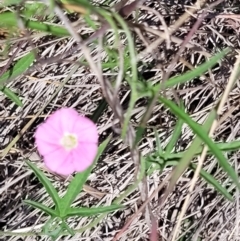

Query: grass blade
[137,49,230,152]
[1,87,23,106]
[164,109,216,202]
[24,19,69,36]
[147,153,233,201]
[164,140,240,160]
[24,200,58,217]
[60,137,111,217]
[0,12,69,37]
[26,161,61,213]
[0,52,35,86]
[190,163,233,201]
[64,205,122,218]
[165,115,184,154]
[162,48,230,89]
[159,96,240,189]
[91,99,108,123]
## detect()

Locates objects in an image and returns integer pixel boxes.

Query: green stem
[163,140,240,160]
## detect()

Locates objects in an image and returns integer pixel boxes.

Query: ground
[0,0,240,240]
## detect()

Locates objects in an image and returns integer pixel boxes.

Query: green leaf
[165,105,184,154]
[155,128,163,155]
[135,126,146,146]
[163,140,240,160]
[64,205,122,218]
[136,49,230,154]
[147,48,230,96]
[24,200,58,217]
[43,217,63,241]
[0,87,23,106]
[147,153,234,201]
[23,3,48,17]
[111,13,138,139]
[61,221,74,236]
[159,96,240,190]
[162,48,230,89]
[171,105,216,179]
[0,12,69,37]
[0,52,35,86]
[59,137,111,217]
[216,140,240,152]
[0,12,18,26]
[190,163,233,201]
[24,19,70,36]
[91,99,108,123]
[26,161,61,214]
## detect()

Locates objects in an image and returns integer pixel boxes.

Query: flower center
[60,132,78,151]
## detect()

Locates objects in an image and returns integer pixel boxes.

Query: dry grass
[0,0,240,240]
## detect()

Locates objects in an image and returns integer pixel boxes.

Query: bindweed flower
[35,108,98,175]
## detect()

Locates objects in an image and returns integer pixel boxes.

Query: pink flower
[35,108,98,175]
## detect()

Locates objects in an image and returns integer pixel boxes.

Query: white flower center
[60,132,78,151]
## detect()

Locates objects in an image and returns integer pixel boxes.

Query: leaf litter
[0,0,240,240]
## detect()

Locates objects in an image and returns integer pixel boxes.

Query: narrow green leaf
[148,153,233,201]
[137,49,230,157]
[165,114,184,154]
[23,3,48,18]
[155,128,163,155]
[0,12,69,37]
[84,14,98,30]
[60,137,111,217]
[43,217,63,241]
[0,52,35,86]
[60,0,95,10]
[64,205,122,218]
[163,48,230,89]
[24,200,58,217]
[70,157,146,233]
[24,19,69,36]
[61,222,74,236]
[159,96,240,189]
[216,140,240,152]
[164,109,216,200]
[26,161,61,213]
[149,48,230,95]
[135,126,146,146]
[0,12,17,26]
[1,87,23,106]
[190,163,233,201]
[164,140,240,160]
[111,13,138,139]
[91,99,108,123]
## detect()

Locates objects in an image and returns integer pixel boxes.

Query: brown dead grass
[1,0,240,240]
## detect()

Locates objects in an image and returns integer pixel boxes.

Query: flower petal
[43,148,70,173]
[35,122,61,144]
[36,140,61,156]
[73,116,98,144]
[35,107,99,175]
[71,143,98,172]
[35,124,62,156]
[55,154,75,175]
[47,108,79,133]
